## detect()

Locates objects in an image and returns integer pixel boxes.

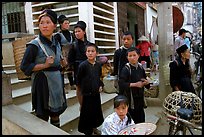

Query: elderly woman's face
[39,16,56,39]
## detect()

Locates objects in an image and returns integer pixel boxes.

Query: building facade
[3,2,152,63]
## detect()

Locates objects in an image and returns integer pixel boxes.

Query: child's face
[86,46,98,61]
[127,50,139,65]
[122,35,133,48]
[115,103,128,120]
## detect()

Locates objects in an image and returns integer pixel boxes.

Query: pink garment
[136,41,152,56]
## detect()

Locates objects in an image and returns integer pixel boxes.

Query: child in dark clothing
[119,47,150,124]
[76,43,104,135]
[112,31,134,91]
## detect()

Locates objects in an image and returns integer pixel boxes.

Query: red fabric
[136,41,152,56]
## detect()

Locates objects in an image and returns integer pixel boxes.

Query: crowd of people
[20,9,200,135]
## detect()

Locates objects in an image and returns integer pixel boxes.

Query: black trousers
[128,97,145,124]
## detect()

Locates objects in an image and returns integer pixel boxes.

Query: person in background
[101,95,135,135]
[169,44,195,94]
[112,31,134,91]
[184,34,191,50]
[76,43,104,135]
[151,42,159,74]
[136,35,152,68]
[20,9,67,127]
[68,20,91,86]
[55,14,76,90]
[174,28,187,57]
[119,47,150,124]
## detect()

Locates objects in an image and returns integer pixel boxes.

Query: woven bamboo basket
[144,85,159,98]
[12,35,36,80]
[163,91,202,123]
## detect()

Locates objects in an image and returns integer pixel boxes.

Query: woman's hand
[60,57,68,68]
[45,56,54,68]
[99,86,103,92]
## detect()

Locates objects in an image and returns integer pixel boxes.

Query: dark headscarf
[74,21,86,31]
[58,14,68,24]
[38,9,57,24]
[176,44,188,55]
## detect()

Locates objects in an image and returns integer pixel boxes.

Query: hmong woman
[20,9,67,127]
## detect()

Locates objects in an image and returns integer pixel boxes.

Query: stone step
[14,89,77,112]
[3,104,69,135]
[12,86,32,105]
[11,76,70,94]
[3,69,18,79]
[2,64,16,71]
[12,87,71,107]
[11,78,31,91]
[14,89,117,135]
[11,72,72,107]
[3,68,72,91]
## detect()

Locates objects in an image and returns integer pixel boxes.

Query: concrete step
[2,64,16,71]
[11,77,71,103]
[12,86,74,105]
[11,74,71,91]
[14,89,117,135]
[3,69,18,79]
[15,89,76,112]
[3,104,69,135]
[60,92,117,134]
[12,86,31,105]
[11,78,31,91]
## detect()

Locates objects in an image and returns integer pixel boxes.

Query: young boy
[76,43,104,135]
[101,95,135,135]
[112,31,134,91]
[118,47,150,124]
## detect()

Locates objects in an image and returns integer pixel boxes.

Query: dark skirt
[32,71,67,117]
[78,93,104,134]
[180,77,196,94]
